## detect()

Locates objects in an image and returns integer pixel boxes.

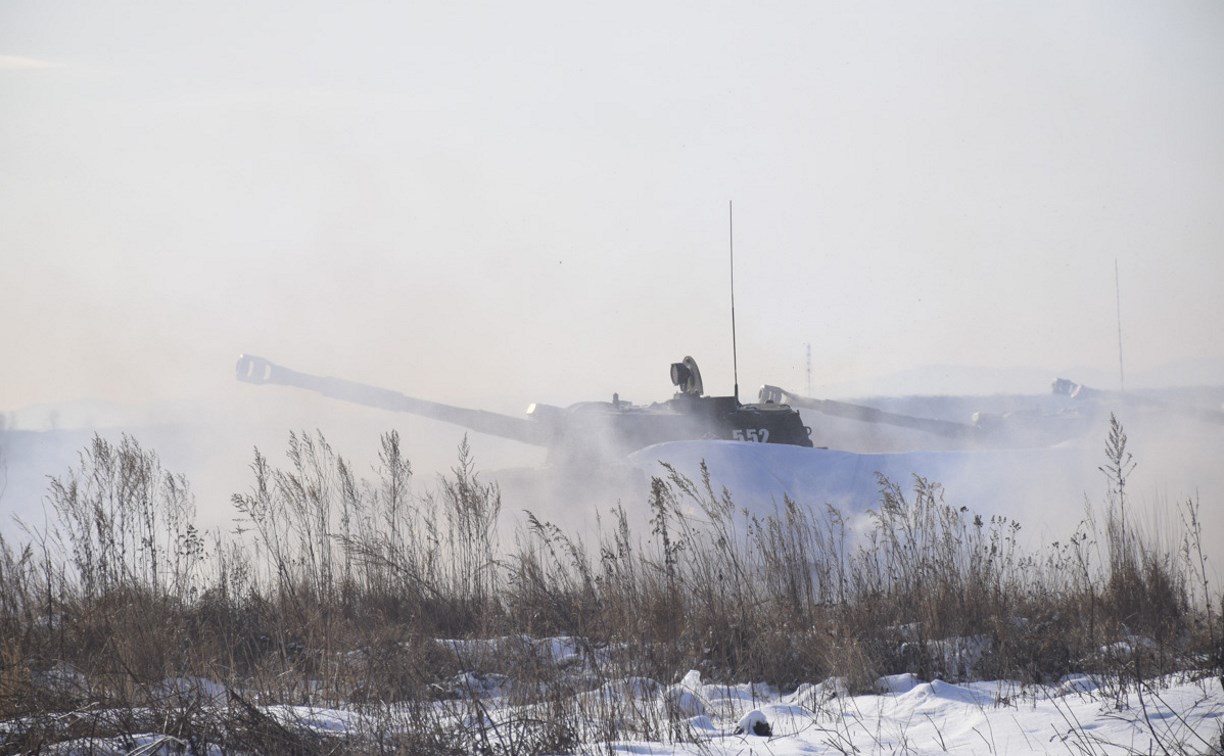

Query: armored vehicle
[235,354,813,462]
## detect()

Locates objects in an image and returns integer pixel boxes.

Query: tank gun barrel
[759,385,979,440]
[236,354,549,446]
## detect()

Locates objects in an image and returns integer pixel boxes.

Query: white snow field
[18,664,1221,754]
[593,671,1223,755]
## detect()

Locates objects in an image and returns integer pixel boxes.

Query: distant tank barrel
[235,354,550,446]
[1053,377,1224,426]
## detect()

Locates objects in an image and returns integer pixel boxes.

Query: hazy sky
[4,1,1223,417]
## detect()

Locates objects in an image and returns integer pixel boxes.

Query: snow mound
[876,672,921,694]
[733,709,771,737]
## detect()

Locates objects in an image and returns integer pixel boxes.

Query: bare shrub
[44,433,204,602]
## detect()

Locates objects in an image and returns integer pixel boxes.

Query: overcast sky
[4,1,1223,418]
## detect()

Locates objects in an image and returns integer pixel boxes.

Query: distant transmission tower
[805,343,812,396]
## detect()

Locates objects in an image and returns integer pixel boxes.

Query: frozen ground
[19,663,1222,754]
[599,672,1224,755]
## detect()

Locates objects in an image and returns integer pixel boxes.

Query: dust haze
[2,3,1222,577]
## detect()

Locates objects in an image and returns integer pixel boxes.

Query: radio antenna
[1115,258,1125,392]
[729,200,739,402]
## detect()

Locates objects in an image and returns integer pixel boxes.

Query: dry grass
[0,419,1218,753]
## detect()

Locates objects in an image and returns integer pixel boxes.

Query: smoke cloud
[2,3,1222,585]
